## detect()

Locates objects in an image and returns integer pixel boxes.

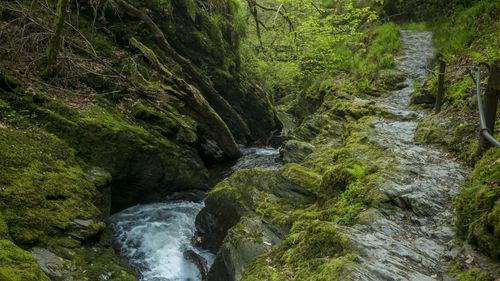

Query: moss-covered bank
[0,0,281,279]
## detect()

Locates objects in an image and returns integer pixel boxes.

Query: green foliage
[343,164,366,180]
[355,21,400,78]
[448,259,491,281]
[240,0,385,103]
[0,103,39,131]
[434,1,500,63]
[186,0,197,21]
[233,8,247,37]
[422,1,499,112]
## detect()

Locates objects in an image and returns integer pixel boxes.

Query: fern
[186,0,197,22]
[343,164,366,180]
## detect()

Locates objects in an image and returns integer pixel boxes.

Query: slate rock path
[343,30,469,280]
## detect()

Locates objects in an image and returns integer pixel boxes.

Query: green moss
[456,268,489,281]
[92,38,115,58]
[415,114,479,165]
[238,104,390,279]
[0,127,136,279]
[0,240,50,281]
[0,68,24,94]
[0,130,101,245]
[242,221,354,281]
[63,246,137,281]
[456,149,500,260]
[0,214,10,240]
[447,258,492,281]
[279,164,321,192]
[415,117,447,144]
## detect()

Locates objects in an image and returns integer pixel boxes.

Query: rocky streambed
[109,147,282,281]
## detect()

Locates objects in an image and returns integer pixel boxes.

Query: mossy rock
[0,130,102,245]
[0,240,50,281]
[456,148,500,260]
[0,128,136,280]
[197,167,316,252]
[208,216,287,281]
[280,140,315,164]
[415,113,479,165]
[197,166,317,280]
[241,221,354,281]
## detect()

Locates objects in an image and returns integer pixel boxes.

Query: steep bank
[0,0,281,279]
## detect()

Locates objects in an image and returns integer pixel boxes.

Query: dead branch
[253,2,295,34]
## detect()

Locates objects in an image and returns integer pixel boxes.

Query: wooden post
[434,59,446,114]
[478,63,500,153]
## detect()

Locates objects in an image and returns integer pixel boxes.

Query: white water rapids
[109,146,281,281]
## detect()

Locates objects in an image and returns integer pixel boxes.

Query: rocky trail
[343,30,470,280]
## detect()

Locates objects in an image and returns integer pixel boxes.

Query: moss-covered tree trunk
[44,0,69,76]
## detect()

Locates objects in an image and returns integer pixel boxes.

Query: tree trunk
[44,0,70,77]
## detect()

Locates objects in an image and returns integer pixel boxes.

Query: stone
[280,140,315,163]
[31,247,68,279]
[207,217,286,281]
[73,219,92,228]
[184,250,208,281]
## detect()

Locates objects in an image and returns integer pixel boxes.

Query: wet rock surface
[196,148,317,281]
[342,30,469,280]
[30,247,68,279]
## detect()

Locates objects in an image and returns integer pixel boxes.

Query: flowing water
[109,146,281,281]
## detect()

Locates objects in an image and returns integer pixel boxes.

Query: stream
[109,146,282,281]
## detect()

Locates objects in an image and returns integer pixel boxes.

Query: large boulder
[280,140,315,164]
[196,165,319,281]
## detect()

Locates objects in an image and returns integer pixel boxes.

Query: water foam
[109,202,214,281]
[110,146,282,280]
